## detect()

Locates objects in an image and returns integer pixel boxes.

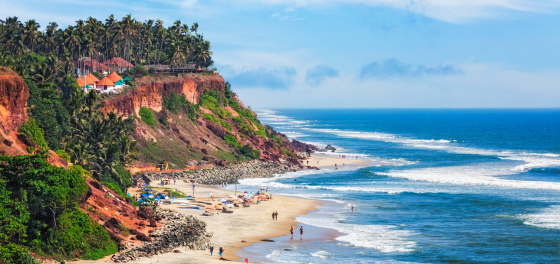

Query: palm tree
[22,19,40,52]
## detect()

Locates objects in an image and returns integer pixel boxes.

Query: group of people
[221,182,228,188]
[290,226,304,239]
[272,211,279,220]
[160,177,177,186]
[209,245,225,257]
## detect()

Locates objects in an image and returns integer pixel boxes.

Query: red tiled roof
[103,57,134,68]
[83,59,108,71]
[77,78,95,86]
[97,77,115,86]
[107,72,123,83]
[87,73,100,82]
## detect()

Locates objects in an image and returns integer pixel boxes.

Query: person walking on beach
[335,163,338,170]
[210,245,214,256]
[290,226,294,239]
[275,211,278,220]
[219,246,224,257]
[272,212,275,220]
[356,155,358,160]
[174,178,176,185]
[300,226,304,239]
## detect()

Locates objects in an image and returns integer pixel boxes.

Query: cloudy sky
[3,0,560,108]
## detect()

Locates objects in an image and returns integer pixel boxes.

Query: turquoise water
[230,109,560,263]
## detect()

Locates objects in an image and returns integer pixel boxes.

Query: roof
[87,73,100,82]
[107,72,123,83]
[97,77,115,86]
[85,85,92,89]
[123,76,132,81]
[132,175,151,184]
[77,78,96,86]
[103,57,134,68]
[83,59,108,71]
[115,80,126,85]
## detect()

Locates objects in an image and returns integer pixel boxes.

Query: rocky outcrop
[0,67,29,156]
[101,74,225,118]
[111,209,212,263]
[289,139,319,154]
[141,160,306,185]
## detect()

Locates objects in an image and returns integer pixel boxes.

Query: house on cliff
[103,57,134,73]
[96,77,115,93]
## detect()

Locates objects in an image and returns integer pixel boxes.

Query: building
[103,57,134,73]
[95,77,115,94]
[77,77,96,93]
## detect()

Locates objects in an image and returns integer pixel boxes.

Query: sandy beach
[71,183,319,264]
[70,154,370,264]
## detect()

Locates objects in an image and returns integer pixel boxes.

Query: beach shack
[103,57,134,73]
[82,59,109,75]
[95,77,115,93]
[132,175,151,187]
[114,79,126,92]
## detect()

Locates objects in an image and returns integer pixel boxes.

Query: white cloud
[236,0,560,22]
[234,62,560,108]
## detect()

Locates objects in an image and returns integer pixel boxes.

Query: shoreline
[71,154,374,264]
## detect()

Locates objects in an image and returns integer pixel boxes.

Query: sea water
[228,109,560,263]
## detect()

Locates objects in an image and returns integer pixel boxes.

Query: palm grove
[0,15,213,262]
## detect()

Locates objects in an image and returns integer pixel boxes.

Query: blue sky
[3,0,560,108]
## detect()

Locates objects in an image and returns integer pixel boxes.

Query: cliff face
[0,67,29,156]
[101,74,225,117]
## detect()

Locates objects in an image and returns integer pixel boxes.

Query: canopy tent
[84,85,92,89]
[115,79,126,85]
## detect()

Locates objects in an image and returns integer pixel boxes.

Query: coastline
[71,154,371,264]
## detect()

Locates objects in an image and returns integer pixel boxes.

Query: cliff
[101,74,225,117]
[0,66,29,156]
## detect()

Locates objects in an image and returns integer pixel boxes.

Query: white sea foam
[522,205,560,229]
[297,213,417,253]
[310,250,331,259]
[379,163,560,191]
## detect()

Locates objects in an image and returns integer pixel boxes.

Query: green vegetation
[0,16,214,71]
[54,149,71,162]
[0,154,116,261]
[162,91,198,122]
[201,113,217,125]
[199,89,224,111]
[219,119,232,131]
[159,115,168,126]
[139,107,156,126]
[18,117,49,151]
[224,134,241,149]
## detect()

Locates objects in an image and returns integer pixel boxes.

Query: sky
[2,0,560,108]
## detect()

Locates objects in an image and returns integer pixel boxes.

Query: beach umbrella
[228,195,235,199]
[206,205,214,210]
[259,187,266,190]
[208,193,215,196]
[226,204,234,208]
[214,205,223,210]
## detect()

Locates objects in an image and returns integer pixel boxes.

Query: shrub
[201,113,217,125]
[224,134,241,149]
[139,107,156,126]
[19,117,49,151]
[220,120,232,131]
[55,149,71,162]
[159,116,168,126]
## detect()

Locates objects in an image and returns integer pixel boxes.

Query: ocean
[228,109,560,263]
